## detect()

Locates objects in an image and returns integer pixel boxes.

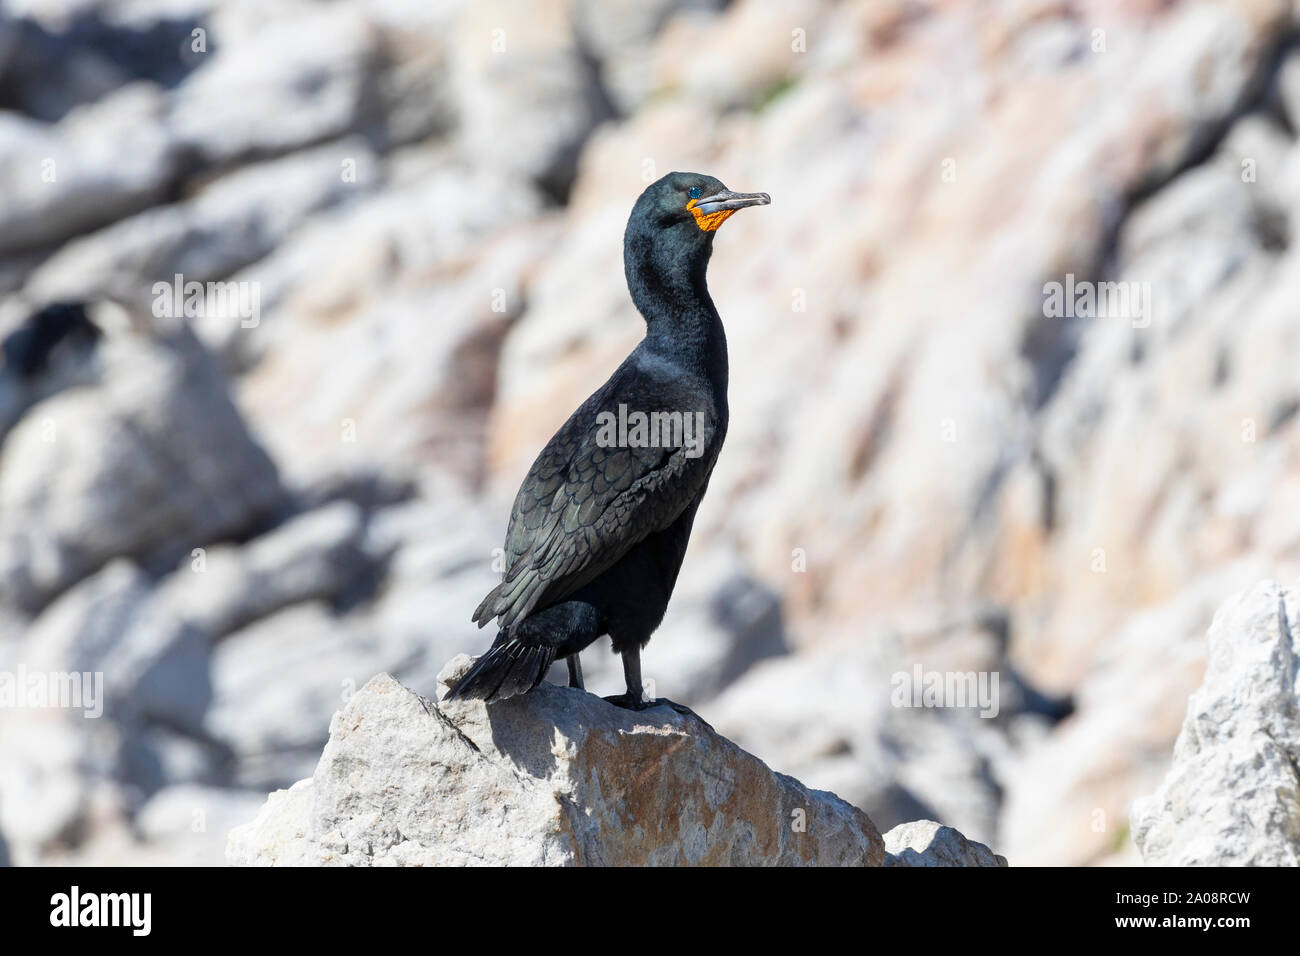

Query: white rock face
[228,665,996,867]
[1132,581,1300,866]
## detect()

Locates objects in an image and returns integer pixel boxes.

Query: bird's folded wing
[472,431,714,631]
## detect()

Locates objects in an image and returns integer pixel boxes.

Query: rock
[0,697,125,865]
[16,500,370,739]
[168,5,382,167]
[357,0,462,148]
[149,499,371,639]
[202,497,510,792]
[20,559,209,733]
[448,0,613,198]
[224,778,316,867]
[25,138,379,306]
[119,725,229,799]
[0,300,105,439]
[0,315,283,612]
[996,563,1270,866]
[1274,47,1300,134]
[0,2,203,122]
[0,83,178,255]
[707,636,1007,845]
[884,820,1007,867]
[349,496,513,690]
[229,169,549,491]
[652,0,822,110]
[572,0,726,112]
[206,603,362,791]
[1131,580,1300,866]
[228,667,904,866]
[0,9,16,87]
[134,784,268,866]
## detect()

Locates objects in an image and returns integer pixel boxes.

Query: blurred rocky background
[1,0,1299,866]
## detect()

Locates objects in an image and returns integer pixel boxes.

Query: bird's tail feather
[443,634,555,703]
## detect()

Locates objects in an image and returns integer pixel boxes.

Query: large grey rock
[228,666,894,866]
[1132,580,1300,866]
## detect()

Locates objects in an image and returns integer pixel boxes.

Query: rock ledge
[227,658,1004,866]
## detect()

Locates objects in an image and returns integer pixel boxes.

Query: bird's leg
[566,654,585,691]
[622,646,645,704]
[602,648,712,729]
[603,647,648,709]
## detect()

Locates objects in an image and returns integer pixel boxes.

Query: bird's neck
[624,228,729,388]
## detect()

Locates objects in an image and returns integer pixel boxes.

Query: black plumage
[444,172,769,710]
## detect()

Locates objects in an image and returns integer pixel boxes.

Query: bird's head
[630,171,771,236]
[624,172,770,307]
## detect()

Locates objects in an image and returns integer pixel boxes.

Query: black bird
[445,172,770,710]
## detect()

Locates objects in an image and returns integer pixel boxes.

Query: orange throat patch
[687,198,735,232]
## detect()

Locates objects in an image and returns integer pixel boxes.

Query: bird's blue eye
[688,186,702,199]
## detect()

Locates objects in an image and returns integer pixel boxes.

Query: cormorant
[445,171,769,710]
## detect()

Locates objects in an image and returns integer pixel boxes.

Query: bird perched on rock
[445,172,769,711]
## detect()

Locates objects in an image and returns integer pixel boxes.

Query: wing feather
[472,371,719,631]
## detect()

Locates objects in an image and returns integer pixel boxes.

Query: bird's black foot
[601,693,713,730]
[601,691,653,710]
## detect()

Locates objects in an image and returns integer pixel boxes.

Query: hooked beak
[694,189,772,215]
[687,188,770,232]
